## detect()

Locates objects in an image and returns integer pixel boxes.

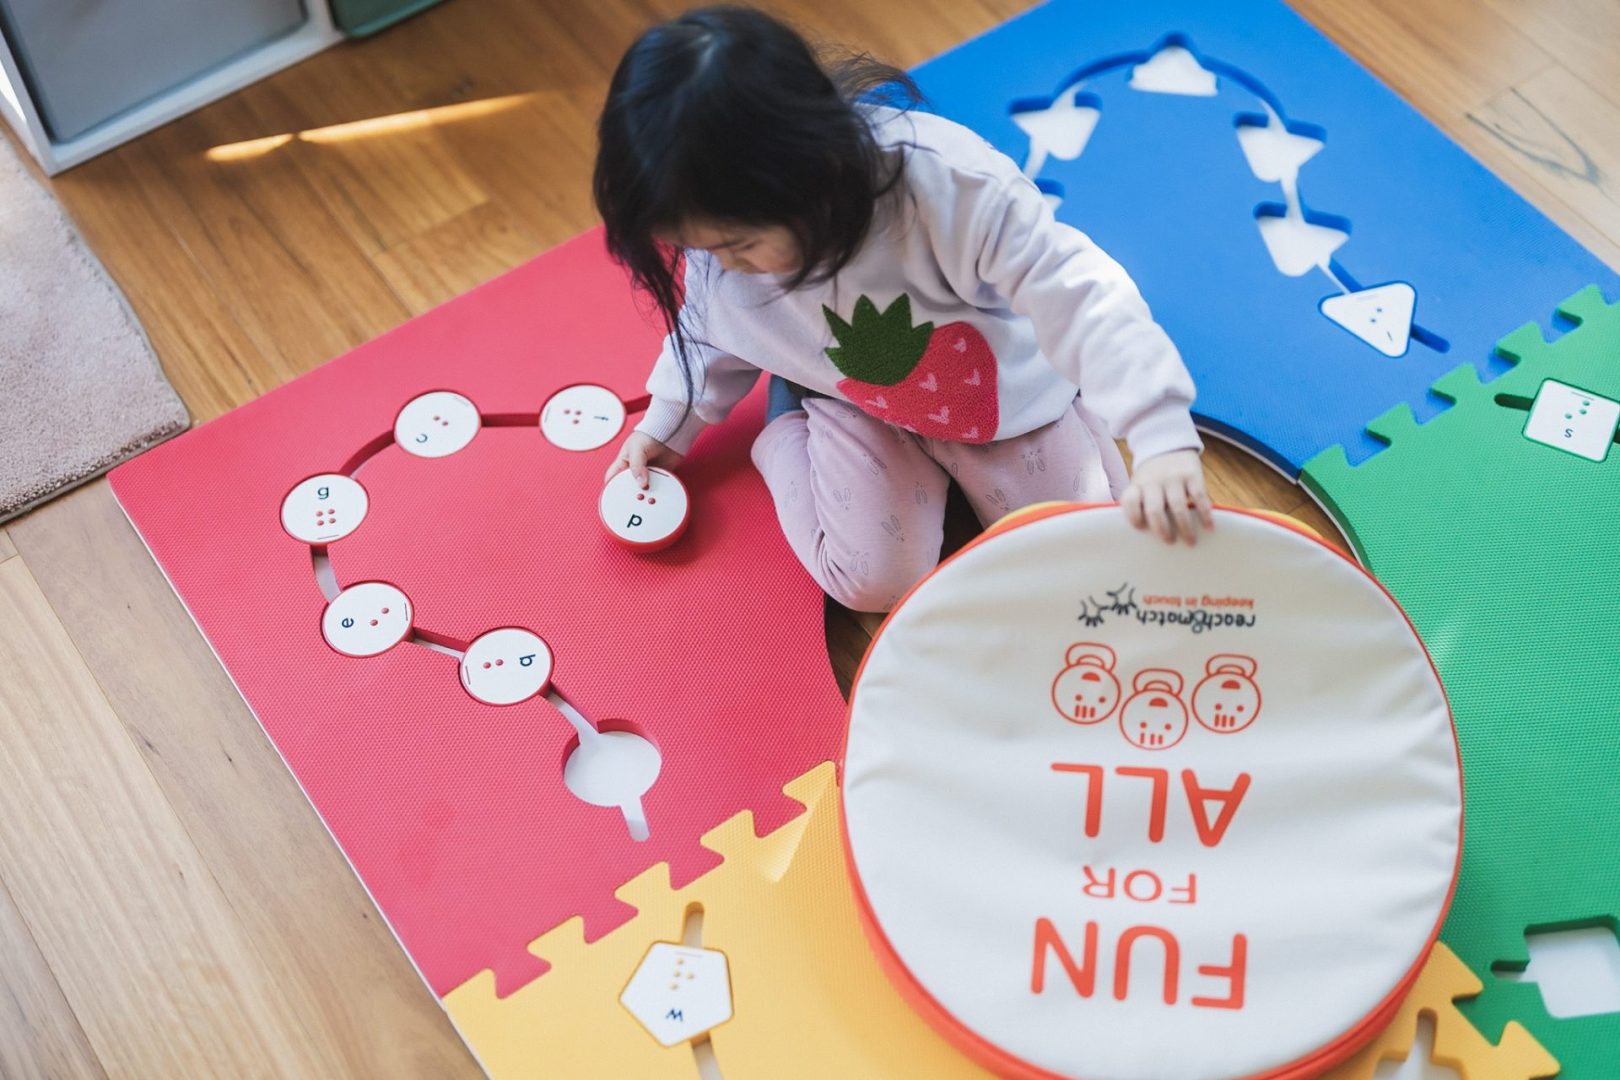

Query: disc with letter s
[841,505,1461,1080]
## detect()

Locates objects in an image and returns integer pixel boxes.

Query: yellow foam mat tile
[444,762,1556,1080]
[442,762,989,1079]
[1322,943,1559,1080]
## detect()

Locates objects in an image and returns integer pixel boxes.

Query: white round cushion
[842,506,1461,1080]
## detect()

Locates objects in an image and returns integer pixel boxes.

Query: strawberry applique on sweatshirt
[636,108,1201,465]
[825,294,998,443]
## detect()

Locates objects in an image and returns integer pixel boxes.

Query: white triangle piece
[1320,283,1416,358]
[1236,107,1324,183]
[1011,88,1100,165]
[1256,211,1348,277]
[1129,45,1217,97]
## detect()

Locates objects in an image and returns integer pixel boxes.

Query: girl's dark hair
[593,6,921,408]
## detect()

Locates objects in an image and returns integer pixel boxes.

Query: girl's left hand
[1121,449,1215,546]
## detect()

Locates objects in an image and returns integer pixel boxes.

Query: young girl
[598,6,1213,613]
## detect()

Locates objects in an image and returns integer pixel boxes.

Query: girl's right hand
[605,431,685,489]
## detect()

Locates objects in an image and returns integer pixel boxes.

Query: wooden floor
[3,0,1618,1074]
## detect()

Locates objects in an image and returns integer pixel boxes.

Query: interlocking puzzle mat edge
[443,756,1557,1079]
[107,227,849,1001]
[910,0,1620,476]
[1303,284,1620,1076]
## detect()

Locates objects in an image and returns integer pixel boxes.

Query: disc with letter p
[841,505,1461,1080]
[599,467,690,552]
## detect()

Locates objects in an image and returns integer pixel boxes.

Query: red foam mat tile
[110,229,846,997]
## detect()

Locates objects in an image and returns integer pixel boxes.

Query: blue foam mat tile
[909,0,1619,475]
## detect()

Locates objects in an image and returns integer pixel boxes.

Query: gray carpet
[0,135,187,524]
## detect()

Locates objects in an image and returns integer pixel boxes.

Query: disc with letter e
[599,467,691,552]
[842,505,1461,1080]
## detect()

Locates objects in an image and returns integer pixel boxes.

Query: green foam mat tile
[1303,285,1620,1076]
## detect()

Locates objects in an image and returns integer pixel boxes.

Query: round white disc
[459,627,554,705]
[842,507,1461,1080]
[322,581,413,657]
[395,391,480,458]
[541,384,627,451]
[281,473,368,544]
[599,467,689,549]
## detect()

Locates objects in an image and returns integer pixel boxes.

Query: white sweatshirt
[635,108,1201,464]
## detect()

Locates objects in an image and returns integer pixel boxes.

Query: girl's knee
[820,548,932,613]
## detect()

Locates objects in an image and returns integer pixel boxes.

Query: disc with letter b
[599,467,691,552]
[841,505,1461,1080]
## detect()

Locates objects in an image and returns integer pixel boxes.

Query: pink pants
[750,396,1128,612]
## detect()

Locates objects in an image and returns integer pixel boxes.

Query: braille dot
[496,659,504,667]
[483,662,491,669]
[636,493,645,501]
[370,619,378,626]
[381,607,389,614]
[648,497,656,505]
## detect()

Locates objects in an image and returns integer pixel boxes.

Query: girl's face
[662,220,801,275]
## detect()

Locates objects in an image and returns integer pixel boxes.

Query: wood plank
[824,602,868,701]
[1277,492,1345,549]
[308,1,636,249]
[243,59,491,259]
[52,94,412,421]
[302,0,622,114]
[1200,440,1304,517]
[423,92,611,250]
[0,555,330,1077]
[135,96,413,387]
[1287,0,1553,119]
[1481,0,1620,113]
[0,872,107,1080]
[8,483,479,1078]
[1467,65,1620,263]
[1445,122,1620,271]
[756,0,1018,69]
[46,151,274,422]
[374,200,544,314]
